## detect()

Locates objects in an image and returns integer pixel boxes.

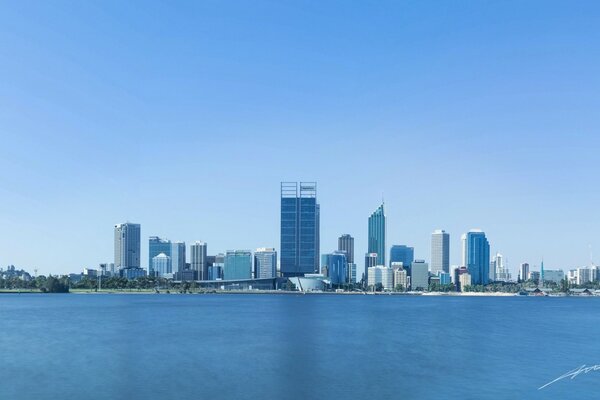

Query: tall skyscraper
[368,203,386,266]
[520,263,530,282]
[190,241,208,280]
[171,241,186,274]
[254,248,277,279]
[338,234,354,264]
[431,230,450,274]
[149,236,171,276]
[280,182,320,277]
[465,229,490,285]
[114,223,141,270]
[389,245,414,270]
[224,250,253,280]
[461,233,467,267]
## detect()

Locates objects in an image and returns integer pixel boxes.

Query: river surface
[1,293,599,399]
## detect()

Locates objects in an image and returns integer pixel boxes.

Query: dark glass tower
[338,234,355,264]
[280,182,320,277]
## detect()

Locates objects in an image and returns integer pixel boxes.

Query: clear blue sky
[1,1,599,277]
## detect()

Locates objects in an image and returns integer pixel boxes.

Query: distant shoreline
[1,289,591,297]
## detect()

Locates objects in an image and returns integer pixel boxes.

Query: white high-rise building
[410,260,429,291]
[171,241,186,274]
[152,253,170,277]
[461,233,467,267]
[494,253,511,282]
[114,222,141,270]
[431,230,450,274]
[190,241,208,280]
[254,248,277,279]
[576,268,592,285]
[367,266,393,291]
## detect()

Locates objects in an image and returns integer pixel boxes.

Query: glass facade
[254,248,277,279]
[171,242,186,274]
[149,236,171,276]
[368,204,385,266]
[321,251,348,285]
[280,182,320,277]
[466,230,490,285]
[338,234,354,264]
[431,230,450,274]
[224,250,252,280]
[152,253,170,277]
[190,242,208,280]
[390,245,414,270]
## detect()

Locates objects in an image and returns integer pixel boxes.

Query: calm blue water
[1,294,599,399]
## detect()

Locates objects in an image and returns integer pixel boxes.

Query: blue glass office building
[223,250,252,280]
[148,236,171,276]
[368,204,386,266]
[390,245,414,270]
[280,182,320,277]
[321,251,348,285]
[466,230,490,285]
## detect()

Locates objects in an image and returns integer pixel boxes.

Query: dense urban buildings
[368,203,386,266]
[431,230,450,274]
[114,222,141,270]
[280,182,320,277]
[149,236,171,275]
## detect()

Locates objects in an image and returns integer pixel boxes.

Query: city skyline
[2,2,600,277]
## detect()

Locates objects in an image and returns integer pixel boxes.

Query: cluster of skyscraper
[109,181,546,291]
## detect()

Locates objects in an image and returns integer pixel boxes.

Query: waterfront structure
[338,234,355,264]
[254,248,277,279]
[190,241,208,280]
[152,253,170,277]
[288,274,329,291]
[431,230,450,274]
[149,236,171,276]
[368,204,386,266]
[520,263,530,282]
[121,267,146,280]
[171,241,186,274]
[464,230,490,285]
[367,265,393,291]
[280,182,320,277]
[390,245,414,270]
[321,251,348,285]
[459,272,472,292]
[410,260,429,291]
[224,250,252,280]
[494,253,511,282]
[114,222,141,271]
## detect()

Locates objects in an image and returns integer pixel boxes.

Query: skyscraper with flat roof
[280,182,320,277]
[390,245,414,270]
[224,250,252,280]
[338,234,354,264]
[465,230,490,285]
[368,203,385,266]
[190,241,208,280]
[114,223,141,270]
[254,248,277,279]
[431,230,450,274]
[171,241,186,274]
[321,251,348,285]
